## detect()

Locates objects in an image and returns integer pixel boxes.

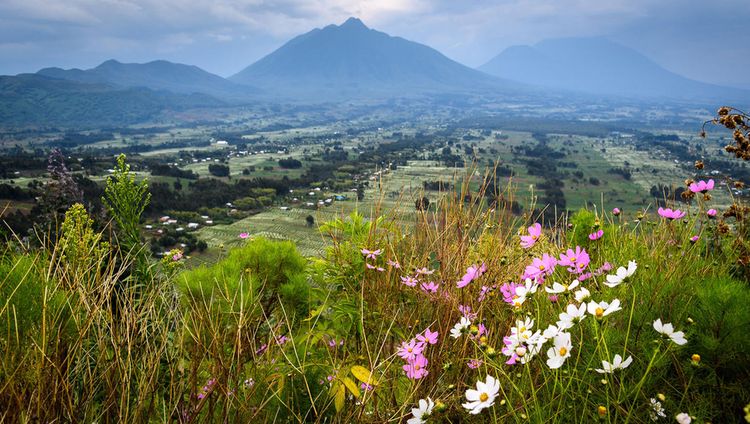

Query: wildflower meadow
[1,110,750,423]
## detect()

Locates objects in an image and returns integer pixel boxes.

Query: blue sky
[1,0,748,87]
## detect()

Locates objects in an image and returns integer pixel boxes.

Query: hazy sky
[1,0,748,87]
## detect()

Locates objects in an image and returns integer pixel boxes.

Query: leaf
[351,365,379,386]
[342,377,361,398]
[334,382,346,413]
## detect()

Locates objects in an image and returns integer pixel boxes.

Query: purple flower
[401,275,418,287]
[658,207,686,220]
[520,223,542,249]
[689,179,714,194]
[361,248,382,259]
[588,229,604,241]
[459,304,478,321]
[558,246,590,274]
[403,354,429,379]
[707,209,717,218]
[420,281,439,293]
[690,235,699,243]
[417,328,439,345]
[523,254,557,281]
[456,263,487,288]
[612,207,621,216]
[467,359,482,369]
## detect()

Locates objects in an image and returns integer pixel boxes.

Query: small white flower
[587,299,622,319]
[650,398,666,421]
[463,375,500,414]
[653,318,687,345]
[545,279,580,294]
[542,324,563,340]
[407,397,435,424]
[545,332,572,369]
[450,316,472,339]
[595,354,633,373]
[675,412,691,424]
[574,287,591,303]
[604,260,637,287]
[557,303,587,329]
[513,278,539,307]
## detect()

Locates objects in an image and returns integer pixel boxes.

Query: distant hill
[0,74,223,128]
[479,37,748,102]
[230,17,516,100]
[38,59,257,101]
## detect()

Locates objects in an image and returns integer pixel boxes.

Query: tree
[208,163,230,177]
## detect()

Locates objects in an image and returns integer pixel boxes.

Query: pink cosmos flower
[361,248,382,259]
[520,223,542,249]
[523,254,557,281]
[255,344,268,355]
[397,339,426,361]
[558,246,590,274]
[417,328,439,345]
[172,251,183,261]
[548,294,559,303]
[456,263,487,288]
[689,179,714,194]
[588,230,604,241]
[420,281,439,293]
[459,304,478,320]
[401,275,418,287]
[239,232,249,239]
[467,359,482,369]
[403,354,429,379]
[690,235,699,243]
[386,259,401,268]
[707,209,717,218]
[500,282,523,304]
[658,207,686,220]
[360,382,373,391]
[612,207,621,216]
[478,284,496,302]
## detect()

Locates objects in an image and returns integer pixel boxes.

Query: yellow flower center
[480,393,489,402]
[570,257,576,262]
[520,326,526,333]
[595,307,604,318]
[559,347,568,356]
[407,347,413,352]
[539,265,545,271]
[415,364,421,370]
[531,235,537,240]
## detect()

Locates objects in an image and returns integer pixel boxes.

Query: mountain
[0,74,223,128]
[38,59,257,101]
[230,17,516,100]
[479,37,747,102]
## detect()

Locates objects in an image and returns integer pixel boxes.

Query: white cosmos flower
[675,412,692,424]
[574,287,591,303]
[604,260,637,287]
[463,375,500,415]
[542,324,563,340]
[546,332,572,369]
[450,316,472,339]
[545,279,580,294]
[407,397,435,424]
[653,318,688,345]
[557,303,587,329]
[513,278,539,307]
[587,299,622,319]
[595,354,633,373]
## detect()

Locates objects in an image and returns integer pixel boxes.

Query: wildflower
[650,398,667,421]
[574,287,591,302]
[387,259,401,268]
[467,359,482,369]
[415,267,435,275]
[500,281,523,304]
[589,229,604,240]
[420,281,439,293]
[545,279,580,294]
[653,319,688,345]
[604,260,637,287]
[459,304,478,320]
[558,246,591,274]
[675,412,692,424]
[691,353,700,365]
[397,339,426,361]
[546,332,572,369]
[598,406,607,417]
[361,248,382,259]
[689,235,699,243]
[524,254,557,281]
[401,275,419,287]
[239,232,249,239]
[255,344,268,355]
[511,278,539,308]
[548,294,558,303]
[365,263,384,271]
[542,324,564,339]
[457,263,487,288]
[244,378,255,388]
[688,179,714,194]
[587,299,622,319]
[403,354,429,379]
[612,207,621,216]
[557,303,587,329]
[520,223,542,249]
[450,316,472,338]
[478,284,496,302]
[463,375,500,415]
[658,207,686,220]
[172,250,183,261]
[595,354,633,373]
[360,382,373,391]
[417,328,439,345]
[407,398,435,424]
[706,208,717,218]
